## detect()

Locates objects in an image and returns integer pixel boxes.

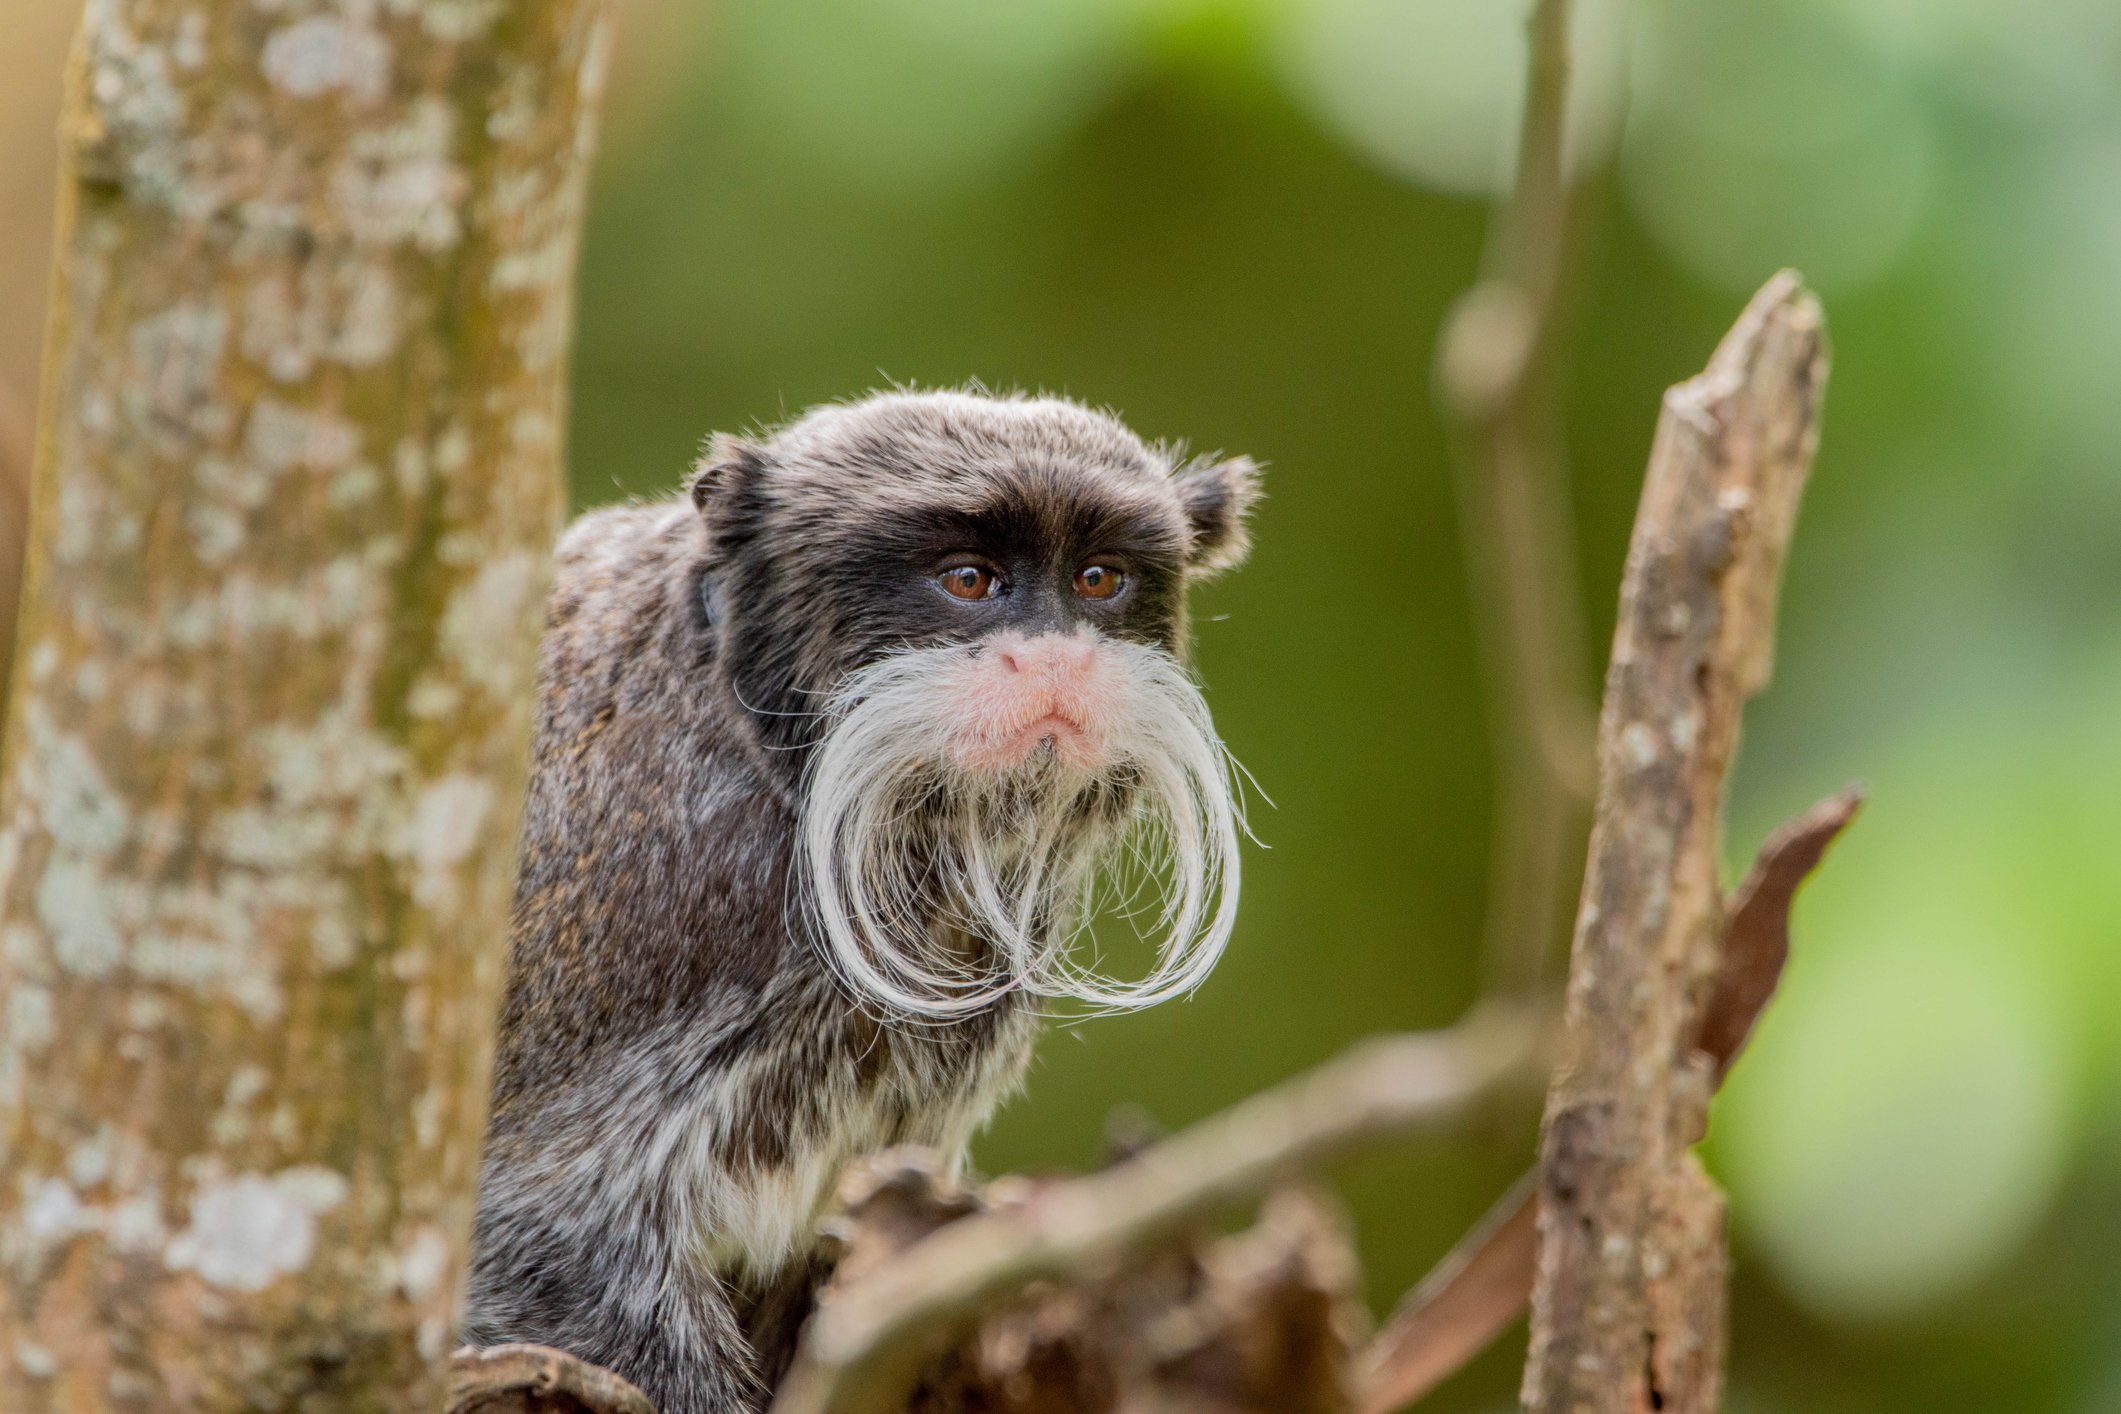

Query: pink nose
[991,633,1096,677]
[950,631,1112,771]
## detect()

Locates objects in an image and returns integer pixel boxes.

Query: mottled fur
[463,391,1258,1412]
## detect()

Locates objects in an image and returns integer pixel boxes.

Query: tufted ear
[1170,454,1262,575]
[690,433,764,525]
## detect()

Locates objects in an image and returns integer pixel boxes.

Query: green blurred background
[5,0,2119,1407]
[567,1,2121,1409]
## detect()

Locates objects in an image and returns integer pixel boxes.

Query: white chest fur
[674,1010,1038,1281]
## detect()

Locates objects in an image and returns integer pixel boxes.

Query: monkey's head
[693,390,1259,1020]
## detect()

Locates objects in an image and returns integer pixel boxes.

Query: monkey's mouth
[1024,712,1083,744]
[957,710,1100,771]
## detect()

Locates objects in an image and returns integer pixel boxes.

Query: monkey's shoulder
[539,496,702,676]
[496,493,794,1087]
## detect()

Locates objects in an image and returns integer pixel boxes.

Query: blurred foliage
[561,0,2121,1409]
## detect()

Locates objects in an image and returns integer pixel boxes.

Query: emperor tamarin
[462,390,1260,1412]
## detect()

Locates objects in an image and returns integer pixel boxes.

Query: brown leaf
[1696,785,1863,1077]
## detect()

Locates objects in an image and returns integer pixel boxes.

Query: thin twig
[768,1008,1547,1414]
[1357,1171,1540,1414]
[1437,0,1600,1000]
[1357,783,1860,1413]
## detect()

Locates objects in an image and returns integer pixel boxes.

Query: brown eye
[1073,564,1124,601]
[939,563,1001,600]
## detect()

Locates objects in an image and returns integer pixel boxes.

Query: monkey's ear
[690,434,764,523]
[1171,454,1262,575]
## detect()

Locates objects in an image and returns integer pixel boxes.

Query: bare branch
[769,1009,1546,1414]
[1437,0,1600,1000]
[1356,1172,1539,1414]
[1521,270,1829,1414]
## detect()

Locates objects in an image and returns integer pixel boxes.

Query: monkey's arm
[465,1070,771,1414]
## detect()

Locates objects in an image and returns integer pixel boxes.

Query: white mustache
[797,637,1243,1022]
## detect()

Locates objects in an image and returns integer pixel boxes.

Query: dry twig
[1698,786,1863,1078]
[1438,0,1601,999]
[1359,1172,1541,1413]
[769,1009,1545,1414]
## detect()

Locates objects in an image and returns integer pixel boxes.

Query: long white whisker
[798,638,1243,1022]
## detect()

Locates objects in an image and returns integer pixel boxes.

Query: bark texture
[0,1,609,1407]
[1520,272,1828,1414]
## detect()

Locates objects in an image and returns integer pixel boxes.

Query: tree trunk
[0,2,609,1407]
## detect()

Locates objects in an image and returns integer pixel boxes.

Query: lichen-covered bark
[0,2,609,1406]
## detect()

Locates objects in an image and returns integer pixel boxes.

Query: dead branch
[769,1009,1545,1414]
[1358,1172,1540,1414]
[1357,785,1859,1412]
[1520,269,1829,1414]
[786,1154,1369,1414]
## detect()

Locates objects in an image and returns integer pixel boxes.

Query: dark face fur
[694,392,1256,759]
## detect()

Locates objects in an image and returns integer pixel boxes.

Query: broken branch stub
[1355,784,1858,1414]
[1521,271,1829,1414]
